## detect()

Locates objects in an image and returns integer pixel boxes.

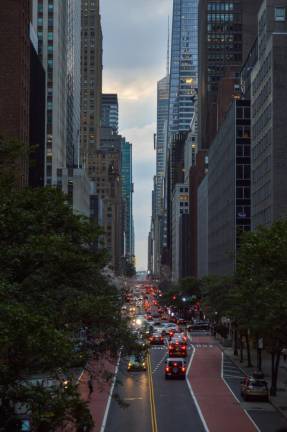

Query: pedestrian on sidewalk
[88,374,93,398]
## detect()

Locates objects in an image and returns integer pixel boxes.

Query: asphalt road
[150,344,206,432]
[223,353,287,432]
[105,356,151,432]
[105,333,287,432]
[105,338,206,432]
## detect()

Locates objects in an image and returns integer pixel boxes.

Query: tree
[236,220,287,395]
[123,260,136,278]
[0,138,135,427]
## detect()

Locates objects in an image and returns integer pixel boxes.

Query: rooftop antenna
[166,16,170,76]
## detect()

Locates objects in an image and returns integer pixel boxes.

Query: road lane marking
[224,375,245,379]
[186,344,210,432]
[148,353,158,432]
[99,352,121,432]
[221,352,261,432]
[124,397,143,401]
[152,352,167,375]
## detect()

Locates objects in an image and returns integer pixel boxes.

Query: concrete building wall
[197,174,208,278]
[172,184,189,281]
[208,99,251,276]
[80,0,102,164]
[208,103,236,276]
[88,150,122,274]
[189,150,208,277]
[251,0,287,228]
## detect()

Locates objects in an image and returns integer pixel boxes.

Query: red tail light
[168,345,172,350]
[181,345,186,350]
[165,366,170,372]
[173,362,177,366]
[182,367,186,372]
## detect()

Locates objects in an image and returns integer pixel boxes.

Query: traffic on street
[105,282,287,432]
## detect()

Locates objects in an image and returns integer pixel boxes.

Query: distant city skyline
[101,0,173,270]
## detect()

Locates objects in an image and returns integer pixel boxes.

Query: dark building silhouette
[188,150,208,277]
[0,0,31,187]
[198,0,262,150]
[29,41,46,187]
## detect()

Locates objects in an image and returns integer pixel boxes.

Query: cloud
[101,0,172,269]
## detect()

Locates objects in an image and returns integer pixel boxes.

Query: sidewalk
[78,357,117,432]
[215,335,287,419]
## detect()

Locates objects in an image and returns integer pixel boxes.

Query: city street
[105,333,287,432]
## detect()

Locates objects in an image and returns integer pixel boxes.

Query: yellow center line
[148,353,158,432]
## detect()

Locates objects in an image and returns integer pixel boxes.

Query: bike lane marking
[187,341,258,432]
[186,346,210,432]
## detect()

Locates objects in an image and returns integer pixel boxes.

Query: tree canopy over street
[0,137,134,430]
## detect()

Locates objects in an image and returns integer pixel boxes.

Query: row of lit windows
[208,14,240,22]
[208,3,235,12]
[208,23,241,32]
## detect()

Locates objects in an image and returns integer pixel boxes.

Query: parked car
[240,376,269,401]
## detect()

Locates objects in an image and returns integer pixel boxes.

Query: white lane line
[224,374,244,380]
[99,353,121,432]
[152,352,167,374]
[185,345,210,432]
[221,352,261,432]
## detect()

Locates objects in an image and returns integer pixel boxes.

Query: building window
[275,7,286,21]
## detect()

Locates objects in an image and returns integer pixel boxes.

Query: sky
[101,0,173,270]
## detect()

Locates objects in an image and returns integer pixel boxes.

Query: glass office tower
[121,139,134,261]
[168,0,198,138]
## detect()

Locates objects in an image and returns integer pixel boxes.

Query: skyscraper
[198,0,262,150]
[80,0,102,165]
[153,75,169,276]
[0,0,31,188]
[168,0,198,138]
[102,94,119,133]
[121,139,134,261]
[66,0,81,168]
[32,0,68,186]
[251,0,287,229]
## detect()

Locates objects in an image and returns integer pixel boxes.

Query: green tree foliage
[123,260,136,278]
[235,220,287,394]
[0,139,135,429]
[202,221,287,395]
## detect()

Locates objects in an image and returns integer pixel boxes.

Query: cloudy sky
[101,0,172,270]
